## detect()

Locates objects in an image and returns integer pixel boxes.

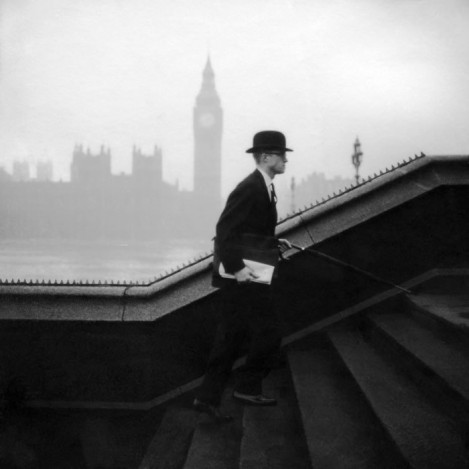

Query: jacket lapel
[253,169,277,227]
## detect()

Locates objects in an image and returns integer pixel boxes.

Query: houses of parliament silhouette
[0,58,352,241]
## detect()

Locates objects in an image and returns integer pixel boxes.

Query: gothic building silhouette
[0,58,223,240]
[193,58,223,213]
[0,58,353,241]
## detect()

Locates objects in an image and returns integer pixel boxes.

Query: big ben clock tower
[193,57,223,219]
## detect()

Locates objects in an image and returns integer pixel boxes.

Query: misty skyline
[1,0,468,197]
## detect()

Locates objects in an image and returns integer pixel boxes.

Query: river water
[0,238,212,283]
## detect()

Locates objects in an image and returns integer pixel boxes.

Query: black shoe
[232,391,277,406]
[193,398,233,423]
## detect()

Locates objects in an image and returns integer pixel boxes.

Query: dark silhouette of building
[0,59,224,241]
[36,161,53,182]
[283,172,355,215]
[193,57,223,230]
[132,145,163,188]
[0,57,354,240]
[12,161,30,182]
[71,145,112,184]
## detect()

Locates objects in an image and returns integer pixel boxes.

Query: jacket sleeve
[215,182,254,273]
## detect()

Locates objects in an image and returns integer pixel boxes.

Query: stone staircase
[140,292,469,469]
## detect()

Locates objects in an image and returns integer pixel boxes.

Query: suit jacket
[212,169,278,287]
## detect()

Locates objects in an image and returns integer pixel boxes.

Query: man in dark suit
[194,130,292,422]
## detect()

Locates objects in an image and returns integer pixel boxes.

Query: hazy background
[1,0,468,198]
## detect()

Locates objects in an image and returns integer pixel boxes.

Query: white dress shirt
[257,168,274,201]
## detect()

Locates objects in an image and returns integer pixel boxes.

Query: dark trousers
[197,281,281,406]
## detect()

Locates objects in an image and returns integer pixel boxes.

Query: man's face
[264,152,288,175]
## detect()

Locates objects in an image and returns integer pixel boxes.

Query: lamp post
[352,137,363,184]
[290,176,296,214]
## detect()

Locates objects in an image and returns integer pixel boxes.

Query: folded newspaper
[219,259,275,285]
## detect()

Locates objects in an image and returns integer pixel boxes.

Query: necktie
[270,183,277,204]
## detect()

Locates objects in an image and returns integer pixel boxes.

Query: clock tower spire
[193,57,223,223]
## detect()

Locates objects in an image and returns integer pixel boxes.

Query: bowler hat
[246,130,293,154]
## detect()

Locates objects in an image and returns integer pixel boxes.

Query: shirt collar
[257,167,274,189]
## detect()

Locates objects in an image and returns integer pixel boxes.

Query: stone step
[138,406,198,469]
[288,345,404,469]
[183,387,244,469]
[407,294,469,349]
[329,326,469,469]
[369,312,469,404]
[239,367,310,469]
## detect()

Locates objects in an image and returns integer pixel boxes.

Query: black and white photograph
[0,0,468,467]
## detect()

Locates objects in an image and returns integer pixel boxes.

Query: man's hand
[278,238,292,254]
[234,266,259,284]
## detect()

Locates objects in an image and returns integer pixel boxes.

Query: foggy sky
[1,0,468,197]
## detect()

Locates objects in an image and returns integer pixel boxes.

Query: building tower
[193,57,223,216]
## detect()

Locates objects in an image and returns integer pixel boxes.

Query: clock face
[199,112,215,128]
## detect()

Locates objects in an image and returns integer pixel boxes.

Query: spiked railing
[0,153,430,288]
[0,250,214,288]
[278,152,426,224]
